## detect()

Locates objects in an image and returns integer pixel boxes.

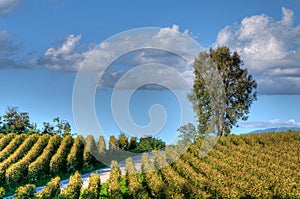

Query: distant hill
[248,127,300,134]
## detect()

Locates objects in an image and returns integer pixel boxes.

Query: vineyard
[0,132,299,198]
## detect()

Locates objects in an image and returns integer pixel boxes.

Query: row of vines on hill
[1,132,299,198]
[0,133,106,192]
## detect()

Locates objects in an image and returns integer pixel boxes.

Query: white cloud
[0,0,20,16]
[38,34,88,71]
[216,7,300,95]
[77,25,198,90]
[39,25,198,90]
[240,118,300,128]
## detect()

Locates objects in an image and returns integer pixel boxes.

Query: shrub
[67,135,84,172]
[28,135,61,182]
[50,135,73,175]
[0,187,5,199]
[80,174,101,199]
[108,160,122,198]
[59,171,82,199]
[36,176,60,199]
[83,135,98,166]
[14,184,36,199]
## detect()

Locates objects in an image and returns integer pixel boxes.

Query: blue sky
[0,0,300,142]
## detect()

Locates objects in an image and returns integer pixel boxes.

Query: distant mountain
[248,127,300,134]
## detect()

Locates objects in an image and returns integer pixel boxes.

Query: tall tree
[189,46,257,136]
[2,107,32,134]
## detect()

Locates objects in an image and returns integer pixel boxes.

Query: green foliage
[0,187,5,199]
[118,133,128,150]
[42,117,71,136]
[14,184,36,199]
[83,135,98,166]
[36,176,60,199]
[190,46,257,135]
[50,135,73,175]
[109,135,118,151]
[0,134,38,171]
[1,107,33,134]
[108,160,122,198]
[6,134,50,185]
[177,123,198,146]
[125,157,148,198]
[67,135,84,172]
[0,133,16,151]
[0,132,298,198]
[141,153,166,198]
[97,135,106,155]
[136,136,165,152]
[80,174,101,199]
[128,136,137,150]
[0,134,27,162]
[28,135,61,182]
[0,134,38,184]
[59,171,82,199]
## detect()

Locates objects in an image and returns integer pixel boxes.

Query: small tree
[177,123,198,146]
[128,137,137,150]
[136,136,165,152]
[118,133,128,150]
[190,46,257,136]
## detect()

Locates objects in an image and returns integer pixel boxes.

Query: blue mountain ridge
[247,127,300,134]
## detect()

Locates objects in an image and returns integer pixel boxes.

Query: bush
[0,134,27,162]
[136,136,165,152]
[59,171,82,199]
[28,135,61,182]
[36,176,60,199]
[80,174,101,199]
[0,187,5,199]
[67,136,84,172]
[14,184,36,199]
[97,135,106,155]
[126,157,148,198]
[83,135,98,166]
[108,160,122,198]
[0,133,16,151]
[6,134,50,185]
[50,135,73,175]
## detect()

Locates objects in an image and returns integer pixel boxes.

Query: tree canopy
[189,46,257,136]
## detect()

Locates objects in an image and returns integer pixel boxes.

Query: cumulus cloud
[240,118,300,128]
[79,24,198,90]
[216,7,300,95]
[0,0,20,16]
[38,34,88,71]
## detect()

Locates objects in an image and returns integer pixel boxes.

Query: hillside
[248,127,300,134]
[1,132,300,198]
